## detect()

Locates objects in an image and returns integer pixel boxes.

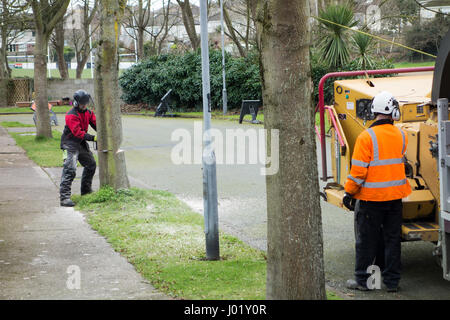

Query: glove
[343,192,356,211]
[94,135,97,142]
[84,133,95,141]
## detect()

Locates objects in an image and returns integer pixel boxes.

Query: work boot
[81,188,93,196]
[346,279,369,291]
[60,198,75,207]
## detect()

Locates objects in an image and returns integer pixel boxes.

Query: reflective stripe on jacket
[344,119,412,201]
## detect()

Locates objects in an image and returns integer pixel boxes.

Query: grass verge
[137,110,266,123]
[10,68,126,79]
[393,61,435,69]
[0,105,71,114]
[9,130,63,167]
[73,186,267,300]
[1,121,35,127]
[5,122,97,167]
[73,186,342,300]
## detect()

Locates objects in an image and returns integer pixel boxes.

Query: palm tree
[352,31,376,70]
[318,4,357,69]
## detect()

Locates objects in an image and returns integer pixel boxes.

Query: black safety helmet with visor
[73,89,91,110]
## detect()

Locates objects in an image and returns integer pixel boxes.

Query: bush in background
[405,14,450,61]
[120,48,394,111]
[119,49,262,111]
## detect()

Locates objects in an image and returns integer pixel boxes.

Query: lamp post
[220,0,227,115]
[200,0,219,261]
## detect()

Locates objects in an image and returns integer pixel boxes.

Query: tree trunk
[0,62,8,107]
[177,0,199,50]
[94,0,130,190]
[248,0,261,53]
[0,36,8,107]
[223,5,247,57]
[55,21,69,80]
[31,0,70,137]
[257,0,326,299]
[34,31,52,138]
[138,26,144,59]
[76,53,90,79]
[0,6,10,107]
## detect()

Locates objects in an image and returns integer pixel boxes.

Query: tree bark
[0,27,8,107]
[257,0,326,299]
[0,60,8,107]
[31,0,70,138]
[34,31,52,138]
[176,0,199,50]
[54,21,69,80]
[74,0,98,79]
[94,0,130,190]
[76,50,91,79]
[137,26,145,59]
[223,5,247,57]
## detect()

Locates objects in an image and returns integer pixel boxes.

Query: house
[419,0,450,19]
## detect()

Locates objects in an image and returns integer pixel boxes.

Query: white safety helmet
[370,91,400,121]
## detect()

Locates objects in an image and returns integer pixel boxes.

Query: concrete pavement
[0,125,167,300]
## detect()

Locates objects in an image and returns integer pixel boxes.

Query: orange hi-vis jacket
[344,119,412,201]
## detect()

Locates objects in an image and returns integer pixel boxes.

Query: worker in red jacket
[60,90,97,207]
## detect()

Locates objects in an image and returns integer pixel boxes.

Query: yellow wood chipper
[317,29,450,280]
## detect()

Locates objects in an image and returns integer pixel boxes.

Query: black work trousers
[354,199,402,288]
[60,142,96,201]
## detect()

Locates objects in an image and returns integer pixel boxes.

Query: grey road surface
[2,113,450,299]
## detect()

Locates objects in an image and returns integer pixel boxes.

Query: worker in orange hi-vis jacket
[343,91,412,293]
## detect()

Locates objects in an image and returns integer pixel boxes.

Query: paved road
[2,113,450,299]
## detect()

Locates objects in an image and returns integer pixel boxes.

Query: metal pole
[200,0,220,261]
[438,98,450,280]
[220,0,227,115]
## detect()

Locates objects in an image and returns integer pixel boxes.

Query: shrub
[120,49,394,111]
[405,14,450,60]
[119,50,262,111]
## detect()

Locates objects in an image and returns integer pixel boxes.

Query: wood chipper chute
[316,29,450,280]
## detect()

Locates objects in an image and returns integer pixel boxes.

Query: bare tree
[0,0,29,106]
[67,0,98,79]
[140,0,181,56]
[122,0,151,59]
[94,0,130,190]
[176,0,199,50]
[51,20,69,79]
[122,0,176,57]
[155,0,176,54]
[222,0,257,57]
[31,0,70,138]
[256,0,326,299]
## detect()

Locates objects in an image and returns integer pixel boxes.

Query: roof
[419,0,450,7]
[334,74,434,104]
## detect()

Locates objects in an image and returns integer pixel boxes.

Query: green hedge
[119,50,262,111]
[119,50,394,111]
